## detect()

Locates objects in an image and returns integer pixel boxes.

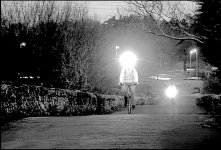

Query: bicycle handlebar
[119,82,138,86]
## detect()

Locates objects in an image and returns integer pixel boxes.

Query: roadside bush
[1,84,125,124]
[202,70,221,94]
[196,95,221,115]
[95,94,124,114]
[135,94,158,105]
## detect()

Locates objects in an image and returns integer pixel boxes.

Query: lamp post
[196,50,198,77]
[190,51,192,77]
[115,46,119,56]
[190,48,198,77]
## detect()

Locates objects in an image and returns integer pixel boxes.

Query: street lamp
[20,42,26,48]
[190,48,198,77]
[115,46,120,56]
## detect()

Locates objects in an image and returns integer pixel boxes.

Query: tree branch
[136,23,204,44]
[126,1,205,44]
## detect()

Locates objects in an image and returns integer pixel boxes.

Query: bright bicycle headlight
[119,51,137,68]
[165,85,177,98]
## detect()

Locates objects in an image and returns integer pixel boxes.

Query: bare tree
[126,1,205,44]
[1,1,89,27]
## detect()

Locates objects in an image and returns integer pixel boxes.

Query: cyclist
[119,52,139,109]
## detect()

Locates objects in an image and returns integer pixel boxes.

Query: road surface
[1,94,221,149]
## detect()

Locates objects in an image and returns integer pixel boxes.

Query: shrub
[196,95,221,115]
[1,84,125,124]
[203,70,221,94]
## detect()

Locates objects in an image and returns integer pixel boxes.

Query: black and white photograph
[1,0,221,149]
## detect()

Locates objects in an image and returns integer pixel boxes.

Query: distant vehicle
[186,68,195,71]
[184,77,203,80]
[147,74,172,80]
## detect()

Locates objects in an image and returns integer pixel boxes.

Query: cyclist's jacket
[119,67,138,83]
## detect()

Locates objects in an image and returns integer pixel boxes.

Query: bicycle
[121,82,138,114]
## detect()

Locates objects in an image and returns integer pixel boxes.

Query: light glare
[190,48,197,54]
[119,51,137,68]
[165,85,177,98]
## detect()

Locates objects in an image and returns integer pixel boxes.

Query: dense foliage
[1,2,109,93]
[194,0,221,69]
[1,84,125,124]
[202,70,221,94]
[193,0,221,94]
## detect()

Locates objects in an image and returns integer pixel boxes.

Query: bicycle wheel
[128,105,131,114]
[128,96,131,114]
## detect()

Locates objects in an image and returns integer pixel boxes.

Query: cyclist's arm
[119,68,125,84]
[133,68,138,84]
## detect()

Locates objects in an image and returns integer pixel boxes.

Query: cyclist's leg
[127,85,132,114]
[122,84,128,106]
[129,85,136,108]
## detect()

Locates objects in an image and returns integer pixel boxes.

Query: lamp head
[190,48,197,54]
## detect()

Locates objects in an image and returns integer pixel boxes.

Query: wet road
[1,94,220,149]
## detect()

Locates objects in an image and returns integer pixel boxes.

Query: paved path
[1,94,220,149]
